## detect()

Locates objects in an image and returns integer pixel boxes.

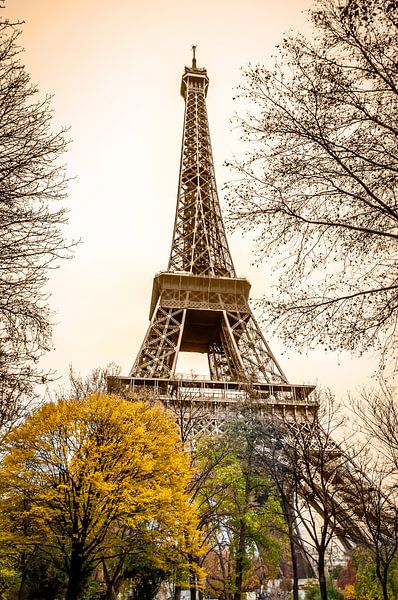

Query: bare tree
[254,394,358,600]
[227,0,398,369]
[0,14,71,430]
[348,385,398,599]
[254,419,313,600]
[65,364,121,399]
[261,388,398,600]
[353,384,398,471]
[347,455,398,600]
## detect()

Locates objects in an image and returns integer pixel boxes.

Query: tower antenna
[192,44,197,69]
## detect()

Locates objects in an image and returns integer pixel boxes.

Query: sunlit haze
[6,0,377,398]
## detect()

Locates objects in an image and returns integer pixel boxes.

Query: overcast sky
[5,0,378,398]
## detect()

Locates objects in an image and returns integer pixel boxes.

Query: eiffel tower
[109,49,317,435]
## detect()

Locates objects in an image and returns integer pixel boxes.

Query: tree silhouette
[228,0,398,370]
[0,15,71,432]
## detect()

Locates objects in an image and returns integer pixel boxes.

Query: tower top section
[169,50,235,277]
[180,45,209,98]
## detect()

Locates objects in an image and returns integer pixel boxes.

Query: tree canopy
[195,422,288,600]
[0,393,202,600]
[228,0,398,370]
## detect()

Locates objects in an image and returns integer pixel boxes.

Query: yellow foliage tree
[0,393,202,600]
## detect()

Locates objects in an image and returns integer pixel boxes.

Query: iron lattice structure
[168,63,235,277]
[110,53,317,433]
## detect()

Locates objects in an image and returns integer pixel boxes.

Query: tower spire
[192,44,197,69]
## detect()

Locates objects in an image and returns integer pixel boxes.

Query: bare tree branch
[227,0,398,371]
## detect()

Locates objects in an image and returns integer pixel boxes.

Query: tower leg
[131,303,186,379]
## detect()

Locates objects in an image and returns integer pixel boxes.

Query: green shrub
[304,580,344,600]
[0,567,20,600]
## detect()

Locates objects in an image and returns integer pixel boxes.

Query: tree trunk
[104,586,118,600]
[375,561,390,600]
[17,552,27,600]
[289,532,300,600]
[281,496,299,600]
[376,556,389,600]
[175,585,182,600]
[65,542,85,600]
[103,555,124,600]
[234,518,247,600]
[381,579,389,600]
[189,554,197,600]
[317,550,327,600]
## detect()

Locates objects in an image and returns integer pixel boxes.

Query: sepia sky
[5,0,377,397]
